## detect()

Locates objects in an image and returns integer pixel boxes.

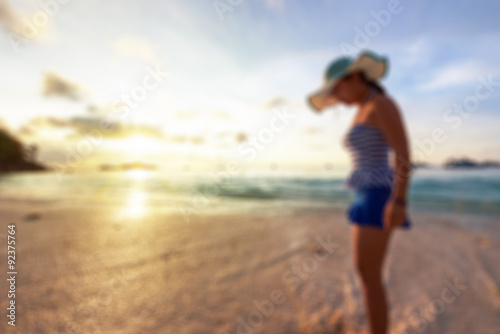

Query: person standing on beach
[307,50,412,334]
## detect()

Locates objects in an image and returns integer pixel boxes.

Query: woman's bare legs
[351,225,393,334]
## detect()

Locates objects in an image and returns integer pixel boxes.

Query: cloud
[17,116,76,140]
[303,126,322,135]
[17,115,166,141]
[0,0,48,40]
[416,61,487,91]
[113,36,162,64]
[42,71,87,101]
[70,117,166,139]
[397,37,432,67]
[87,103,116,114]
[174,110,199,120]
[16,113,249,151]
[236,132,247,143]
[210,110,231,120]
[0,0,20,34]
[262,97,288,110]
[31,117,72,128]
[262,0,288,11]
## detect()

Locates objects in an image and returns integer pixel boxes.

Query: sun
[107,134,164,157]
[126,168,153,181]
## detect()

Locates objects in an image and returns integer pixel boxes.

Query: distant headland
[0,129,47,173]
[413,157,500,169]
[443,157,500,168]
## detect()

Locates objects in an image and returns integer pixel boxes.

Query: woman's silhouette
[307,50,412,334]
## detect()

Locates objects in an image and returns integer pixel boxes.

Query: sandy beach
[0,199,499,334]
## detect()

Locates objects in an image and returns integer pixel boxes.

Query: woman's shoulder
[366,93,402,128]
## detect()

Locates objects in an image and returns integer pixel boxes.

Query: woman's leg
[351,225,393,334]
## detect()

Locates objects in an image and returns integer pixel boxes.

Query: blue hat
[307,50,389,112]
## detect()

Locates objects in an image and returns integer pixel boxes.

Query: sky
[1,0,499,172]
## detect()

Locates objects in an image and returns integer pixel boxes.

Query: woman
[307,50,412,334]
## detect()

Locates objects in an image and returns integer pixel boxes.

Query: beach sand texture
[1,200,499,334]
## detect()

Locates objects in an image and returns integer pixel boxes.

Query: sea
[1,167,499,219]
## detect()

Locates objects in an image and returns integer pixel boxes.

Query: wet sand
[0,199,499,334]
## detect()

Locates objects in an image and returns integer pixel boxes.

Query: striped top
[343,123,395,189]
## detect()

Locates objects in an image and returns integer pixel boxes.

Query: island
[99,161,157,172]
[444,157,500,169]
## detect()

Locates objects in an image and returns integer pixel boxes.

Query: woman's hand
[383,199,407,229]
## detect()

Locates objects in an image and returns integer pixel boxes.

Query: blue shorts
[346,187,412,230]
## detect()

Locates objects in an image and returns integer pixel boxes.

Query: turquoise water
[0,168,499,217]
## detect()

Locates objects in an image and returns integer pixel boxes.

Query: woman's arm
[373,96,412,201]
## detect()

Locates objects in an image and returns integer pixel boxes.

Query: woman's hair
[357,70,386,95]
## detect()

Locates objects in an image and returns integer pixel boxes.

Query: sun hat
[307,50,389,112]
